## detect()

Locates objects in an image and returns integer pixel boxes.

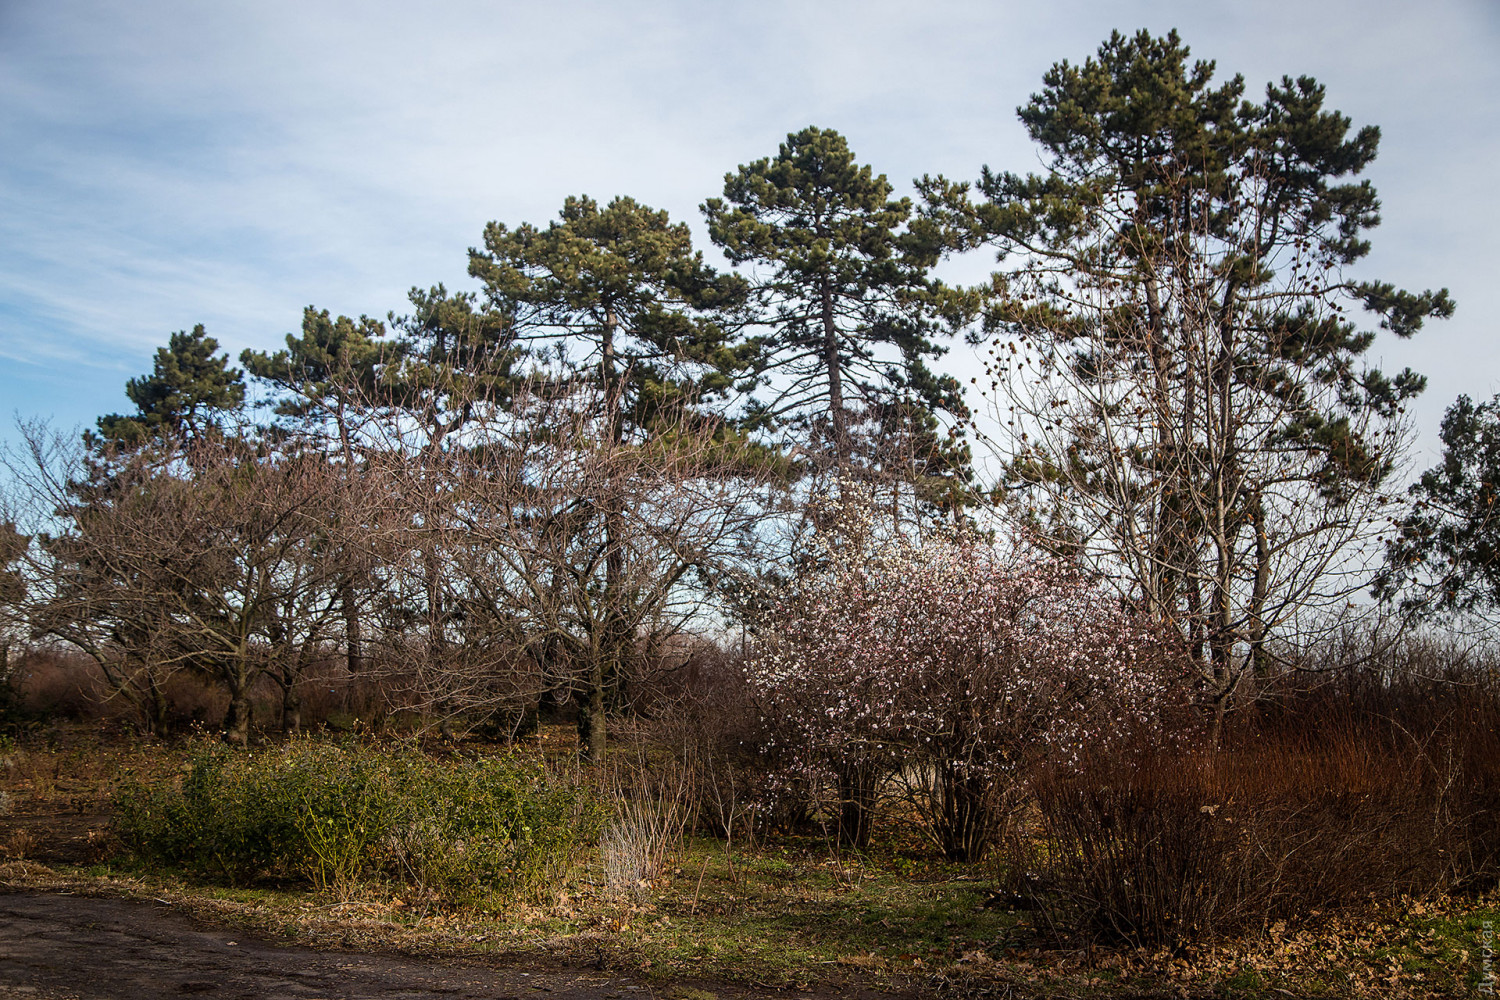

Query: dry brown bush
[630,640,819,844]
[1017,644,1500,945]
[8,648,99,720]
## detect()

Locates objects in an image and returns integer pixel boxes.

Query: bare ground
[0,890,726,1000]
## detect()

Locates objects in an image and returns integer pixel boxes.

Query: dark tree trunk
[835,758,878,850]
[580,659,606,762]
[223,690,252,747]
[935,761,995,862]
[281,684,302,733]
[820,277,848,467]
[341,578,362,674]
[144,668,171,737]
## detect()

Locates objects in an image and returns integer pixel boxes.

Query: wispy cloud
[1,0,1495,454]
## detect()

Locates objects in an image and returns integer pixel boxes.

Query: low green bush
[113,740,601,907]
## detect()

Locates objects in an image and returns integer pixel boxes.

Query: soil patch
[0,891,679,1000]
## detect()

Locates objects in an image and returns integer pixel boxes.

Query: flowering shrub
[747,498,1183,859]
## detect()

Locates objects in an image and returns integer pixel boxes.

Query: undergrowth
[112,739,602,907]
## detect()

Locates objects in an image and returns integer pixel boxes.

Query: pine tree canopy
[469,195,754,442]
[704,126,969,487]
[94,324,246,449]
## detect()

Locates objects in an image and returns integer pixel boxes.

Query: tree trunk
[589,306,625,762]
[580,657,606,762]
[424,548,443,671]
[1248,496,1271,678]
[936,760,994,862]
[144,668,171,737]
[835,758,877,850]
[820,277,848,467]
[281,683,302,733]
[337,401,364,676]
[341,577,362,674]
[223,677,253,746]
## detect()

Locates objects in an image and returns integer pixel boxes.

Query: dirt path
[0,892,682,1000]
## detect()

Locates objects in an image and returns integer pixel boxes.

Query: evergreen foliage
[470,195,754,443]
[241,308,392,457]
[923,29,1453,719]
[94,324,246,448]
[704,126,970,495]
[468,195,759,758]
[1379,393,1500,617]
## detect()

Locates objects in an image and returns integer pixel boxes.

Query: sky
[2,0,1497,471]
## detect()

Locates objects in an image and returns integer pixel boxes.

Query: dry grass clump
[601,752,696,899]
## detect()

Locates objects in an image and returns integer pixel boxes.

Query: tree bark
[281,684,302,733]
[340,578,362,674]
[588,305,626,762]
[820,276,848,467]
[223,687,252,747]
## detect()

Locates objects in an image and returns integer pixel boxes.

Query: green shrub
[113,740,601,907]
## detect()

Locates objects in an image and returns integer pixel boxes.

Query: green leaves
[1355,281,1457,339]
[926,29,1459,696]
[1018,29,1242,183]
[241,307,392,429]
[1379,393,1500,615]
[113,740,602,906]
[959,27,1454,495]
[707,126,915,276]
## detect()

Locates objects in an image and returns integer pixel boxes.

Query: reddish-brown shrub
[9,648,99,720]
[1019,643,1500,944]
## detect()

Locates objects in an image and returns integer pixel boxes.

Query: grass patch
[616,838,1016,983]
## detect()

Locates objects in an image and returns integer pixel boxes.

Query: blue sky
[2,0,1497,467]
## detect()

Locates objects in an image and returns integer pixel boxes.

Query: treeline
[3,27,1495,763]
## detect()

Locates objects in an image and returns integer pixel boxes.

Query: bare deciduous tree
[359,378,781,751]
[14,428,360,741]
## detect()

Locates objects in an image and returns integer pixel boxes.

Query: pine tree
[242,309,397,678]
[241,307,391,463]
[469,195,752,446]
[468,195,753,757]
[1378,394,1500,619]
[927,30,1454,728]
[94,325,246,448]
[383,285,523,452]
[704,126,970,498]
